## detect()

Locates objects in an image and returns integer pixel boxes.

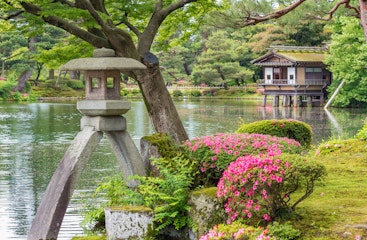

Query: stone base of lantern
[105,206,154,240]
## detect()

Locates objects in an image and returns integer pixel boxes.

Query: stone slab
[81,116,126,131]
[77,100,131,116]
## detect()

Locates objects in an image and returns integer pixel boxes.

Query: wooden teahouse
[252,46,332,107]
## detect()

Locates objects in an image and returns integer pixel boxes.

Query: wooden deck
[258,78,328,107]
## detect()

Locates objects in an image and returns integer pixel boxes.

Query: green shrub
[82,133,198,235]
[280,154,326,211]
[0,82,12,99]
[356,118,367,140]
[236,119,312,148]
[202,89,218,96]
[268,221,301,240]
[66,80,84,90]
[172,89,183,97]
[246,86,257,94]
[190,90,202,97]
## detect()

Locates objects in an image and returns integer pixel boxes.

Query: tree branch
[360,0,367,44]
[138,0,197,55]
[238,0,307,27]
[323,0,360,20]
[20,1,110,48]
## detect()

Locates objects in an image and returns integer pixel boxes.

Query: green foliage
[268,221,301,240]
[0,81,13,100]
[355,119,367,140]
[134,155,197,231]
[191,30,254,87]
[66,80,84,90]
[325,17,367,107]
[190,90,202,97]
[202,89,218,96]
[280,154,327,211]
[200,221,272,239]
[315,138,367,156]
[172,89,183,97]
[72,236,106,240]
[81,176,144,231]
[83,133,198,235]
[236,119,312,148]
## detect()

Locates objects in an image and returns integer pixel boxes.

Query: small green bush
[67,80,84,90]
[356,118,367,140]
[268,221,301,240]
[172,89,183,97]
[246,86,257,94]
[190,90,202,97]
[202,89,218,96]
[236,119,312,148]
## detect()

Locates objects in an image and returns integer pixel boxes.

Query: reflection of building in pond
[252,46,332,107]
[261,107,327,122]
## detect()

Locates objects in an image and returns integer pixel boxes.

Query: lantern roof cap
[60,48,146,71]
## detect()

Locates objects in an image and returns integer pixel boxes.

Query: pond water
[0,98,366,239]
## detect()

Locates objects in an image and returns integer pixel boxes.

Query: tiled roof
[276,51,325,62]
[252,46,327,65]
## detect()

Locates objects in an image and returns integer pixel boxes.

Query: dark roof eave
[254,62,295,67]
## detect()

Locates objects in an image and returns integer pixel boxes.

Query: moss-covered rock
[188,187,225,238]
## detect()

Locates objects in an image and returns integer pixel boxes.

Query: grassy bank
[293,138,367,239]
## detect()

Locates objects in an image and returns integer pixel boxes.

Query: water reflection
[0,100,366,239]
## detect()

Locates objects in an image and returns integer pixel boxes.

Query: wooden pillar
[262,95,267,107]
[293,95,299,108]
[282,95,287,107]
[273,95,279,107]
[307,96,312,107]
[320,95,325,106]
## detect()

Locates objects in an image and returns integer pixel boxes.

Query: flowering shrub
[199,222,273,240]
[217,152,289,224]
[217,152,326,225]
[184,133,302,186]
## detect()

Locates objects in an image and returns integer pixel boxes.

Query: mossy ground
[291,138,367,239]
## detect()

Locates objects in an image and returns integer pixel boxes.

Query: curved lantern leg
[28,126,103,240]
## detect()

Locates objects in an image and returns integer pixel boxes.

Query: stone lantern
[28,48,147,240]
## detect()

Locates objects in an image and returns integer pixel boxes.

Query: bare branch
[238,0,307,27]
[324,0,360,20]
[117,19,141,38]
[20,1,110,48]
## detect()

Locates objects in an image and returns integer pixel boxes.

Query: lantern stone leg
[27,126,103,240]
[106,130,146,186]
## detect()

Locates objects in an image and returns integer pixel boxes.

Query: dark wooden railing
[257,79,328,86]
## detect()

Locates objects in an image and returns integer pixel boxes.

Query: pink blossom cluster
[184,133,300,185]
[199,225,273,240]
[217,154,290,224]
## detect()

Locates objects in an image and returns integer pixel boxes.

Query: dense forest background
[0,0,366,108]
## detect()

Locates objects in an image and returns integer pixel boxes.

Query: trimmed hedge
[236,119,312,148]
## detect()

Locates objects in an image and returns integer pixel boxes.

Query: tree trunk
[360,0,367,44]
[136,52,188,143]
[13,70,33,92]
[49,69,55,80]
